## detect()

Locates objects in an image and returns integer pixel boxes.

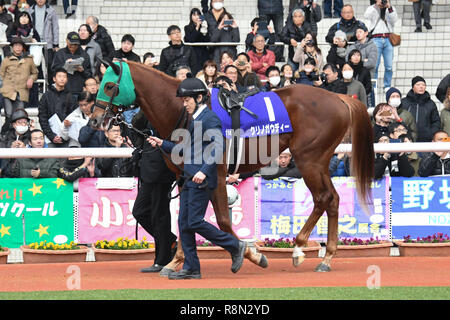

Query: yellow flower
[29,243,35,248]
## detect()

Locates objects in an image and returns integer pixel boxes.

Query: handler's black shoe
[231,241,247,273]
[168,269,201,280]
[140,264,165,273]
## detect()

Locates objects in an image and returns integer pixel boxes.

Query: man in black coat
[86,15,115,60]
[158,25,198,77]
[130,110,177,273]
[401,76,441,142]
[51,32,92,97]
[38,67,77,147]
[318,63,347,94]
[325,4,361,44]
[113,34,141,63]
[418,131,450,177]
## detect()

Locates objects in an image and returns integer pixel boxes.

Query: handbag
[388,32,401,46]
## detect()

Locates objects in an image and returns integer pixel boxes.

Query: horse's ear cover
[97,62,136,107]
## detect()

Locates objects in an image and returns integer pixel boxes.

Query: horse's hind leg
[292,161,338,271]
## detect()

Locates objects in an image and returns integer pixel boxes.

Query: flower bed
[255,238,321,259]
[93,237,156,262]
[21,241,88,264]
[335,237,393,258]
[195,240,229,259]
[394,234,450,257]
[0,245,10,264]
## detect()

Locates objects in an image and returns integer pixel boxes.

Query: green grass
[0,287,449,300]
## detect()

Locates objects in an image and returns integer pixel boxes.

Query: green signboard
[0,178,74,248]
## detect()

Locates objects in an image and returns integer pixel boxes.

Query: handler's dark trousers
[132,182,177,266]
[178,187,239,272]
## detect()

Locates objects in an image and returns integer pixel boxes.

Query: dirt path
[1,257,449,292]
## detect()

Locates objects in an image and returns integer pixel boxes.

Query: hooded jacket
[345,38,378,78]
[401,90,441,142]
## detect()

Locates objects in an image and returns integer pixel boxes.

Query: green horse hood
[97,62,136,107]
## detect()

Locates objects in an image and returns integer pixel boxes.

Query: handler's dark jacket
[131,110,176,184]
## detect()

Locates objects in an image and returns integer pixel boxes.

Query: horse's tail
[339,94,374,212]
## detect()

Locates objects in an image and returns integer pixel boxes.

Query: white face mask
[342,70,354,80]
[389,97,401,108]
[304,67,313,73]
[269,76,281,86]
[284,72,293,78]
[213,2,224,10]
[15,125,29,135]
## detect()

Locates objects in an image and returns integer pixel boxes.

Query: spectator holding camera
[372,102,394,138]
[418,131,450,177]
[280,9,310,72]
[401,76,441,143]
[341,62,367,104]
[209,11,240,65]
[326,29,348,70]
[288,0,322,36]
[364,0,398,91]
[292,31,324,72]
[158,25,198,77]
[245,17,276,53]
[315,63,346,94]
[385,87,418,141]
[247,33,275,80]
[184,8,210,68]
[234,52,262,90]
[374,132,415,180]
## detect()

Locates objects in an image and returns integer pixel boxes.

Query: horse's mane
[126,60,181,87]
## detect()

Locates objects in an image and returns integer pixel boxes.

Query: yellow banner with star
[0,178,74,248]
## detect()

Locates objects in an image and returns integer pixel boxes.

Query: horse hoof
[314,263,331,272]
[292,255,305,267]
[159,267,174,277]
[258,254,268,268]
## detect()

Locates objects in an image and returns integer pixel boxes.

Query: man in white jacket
[60,91,93,147]
[364,0,398,92]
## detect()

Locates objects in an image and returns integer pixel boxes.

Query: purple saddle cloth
[210,88,293,139]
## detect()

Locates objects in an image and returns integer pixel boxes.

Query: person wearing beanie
[326,29,348,70]
[385,87,418,141]
[401,76,441,143]
[113,34,141,63]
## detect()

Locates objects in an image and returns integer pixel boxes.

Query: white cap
[281,148,291,155]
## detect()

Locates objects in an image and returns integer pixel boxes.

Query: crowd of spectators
[0,0,448,181]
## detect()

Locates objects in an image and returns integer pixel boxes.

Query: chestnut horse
[90,60,374,273]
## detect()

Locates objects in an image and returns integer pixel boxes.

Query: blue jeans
[323,0,343,16]
[373,37,394,89]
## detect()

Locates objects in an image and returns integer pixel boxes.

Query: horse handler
[147,78,247,280]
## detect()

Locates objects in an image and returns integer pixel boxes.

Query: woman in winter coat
[184,7,211,68]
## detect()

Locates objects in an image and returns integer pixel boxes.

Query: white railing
[1,143,449,159]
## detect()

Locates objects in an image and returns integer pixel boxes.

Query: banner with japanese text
[258,177,390,241]
[0,178,74,248]
[169,178,257,241]
[391,176,450,239]
[77,178,152,243]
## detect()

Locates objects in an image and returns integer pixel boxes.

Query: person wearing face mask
[280,64,296,87]
[5,129,59,178]
[0,108,31,149]
[262,65,281,92]
[295,57,319,87]
[401,76,441,143]
[385,87,417,141]
[341,62,366,104]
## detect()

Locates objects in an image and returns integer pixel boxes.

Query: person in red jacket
[247,34,275,80]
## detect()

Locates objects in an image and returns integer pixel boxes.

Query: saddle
[216,86,259,174]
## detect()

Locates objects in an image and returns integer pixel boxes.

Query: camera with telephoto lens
[311,73,326,82]
[381,0,388,6]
